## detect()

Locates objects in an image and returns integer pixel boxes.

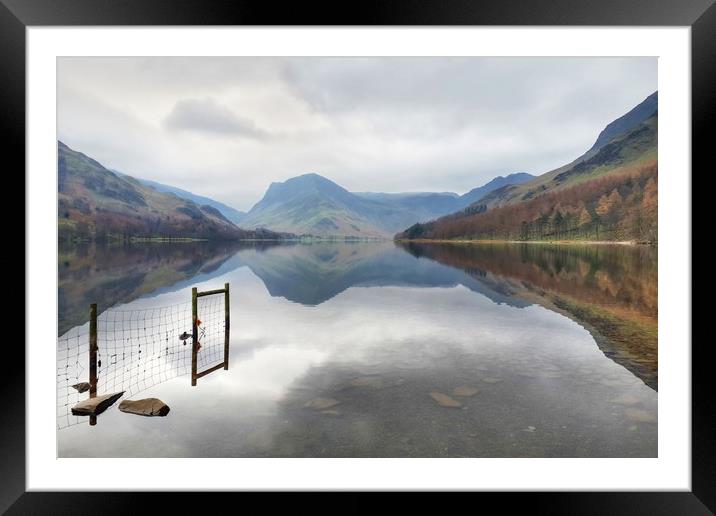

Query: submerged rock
[611,394,641,406]
[482,377,502,384]
[429,391,462,408]
[452,386,479,397]
[119,398,170,417]
[625,408,657,423]
[304,397,340,410]
[349,377,384,389]
[71,382,91,393]
[71,392,124,416]
[601,379,627,388]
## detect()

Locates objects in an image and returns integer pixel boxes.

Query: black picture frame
[5,0,709,512]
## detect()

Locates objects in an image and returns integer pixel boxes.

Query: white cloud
[163,97,268,138]
[57,57,657,211]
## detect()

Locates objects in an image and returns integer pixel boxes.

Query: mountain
[57,141,290,242]
[589,91,657,152]
[354,191,462,221]
[473,96,657,213]
[396,92,658,243]
[244,174,405,238]
[240,172,534,238]
[354,172,534,216]
[458,172,535,206]
[239,173,394,237]
[116,173,247,225]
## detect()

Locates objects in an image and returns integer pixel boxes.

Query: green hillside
[240,173,421,238]
[475,113,657,211]
[118,173,248,225]
[58,141,289,242]
[396,95,658,243]
[240,173,534,238]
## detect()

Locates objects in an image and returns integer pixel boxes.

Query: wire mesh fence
[96,301,194,400]
[57,285,229,430]
[57,324,91,430]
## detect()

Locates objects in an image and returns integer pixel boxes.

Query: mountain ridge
[239,172,535,237]
[58,141,290,242]
[396,92,658,243]
[589,91,657,152]
[116,172,248,225]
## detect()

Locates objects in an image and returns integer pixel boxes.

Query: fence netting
[57,294,226,430]
[57,325,90,430]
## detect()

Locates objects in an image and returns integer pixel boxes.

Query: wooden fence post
[224,283,230,370]
[191,287,198,386]
[89,303,97,426]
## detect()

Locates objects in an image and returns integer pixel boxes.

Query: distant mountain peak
[294,172,327,180]
[261,173,350,201]
[279,172,335,185]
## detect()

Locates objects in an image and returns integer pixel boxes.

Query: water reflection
[398,242,658,389]
[58,240,280,335]
[58,241,657,457]
[237,242,530,307]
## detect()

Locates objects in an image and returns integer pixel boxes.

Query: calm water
[58,241,657,457]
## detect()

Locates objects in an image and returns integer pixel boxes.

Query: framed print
[6,0,711,512]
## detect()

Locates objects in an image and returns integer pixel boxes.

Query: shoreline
[394,239,654,246]
[59,237,295,245]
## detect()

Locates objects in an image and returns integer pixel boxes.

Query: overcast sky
[57,57,656,211]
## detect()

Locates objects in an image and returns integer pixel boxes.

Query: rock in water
[429,391,462,408]
[304,398,340,410]
[610,394,641,406]
[625,408,657,423]
[71,382,91,393]
[349,377,384,389]
[119,398,171,417]
[453,386,479,397]
[482,377,502,384]
[71,392,124,416]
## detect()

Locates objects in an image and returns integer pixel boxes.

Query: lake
[57,241,657,457]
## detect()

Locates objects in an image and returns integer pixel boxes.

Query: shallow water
[57,241,657,457]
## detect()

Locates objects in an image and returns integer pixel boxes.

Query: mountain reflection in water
[58,241,657,457]
[399,242,658,390]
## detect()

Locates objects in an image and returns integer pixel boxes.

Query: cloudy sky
[57,57,656,211]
